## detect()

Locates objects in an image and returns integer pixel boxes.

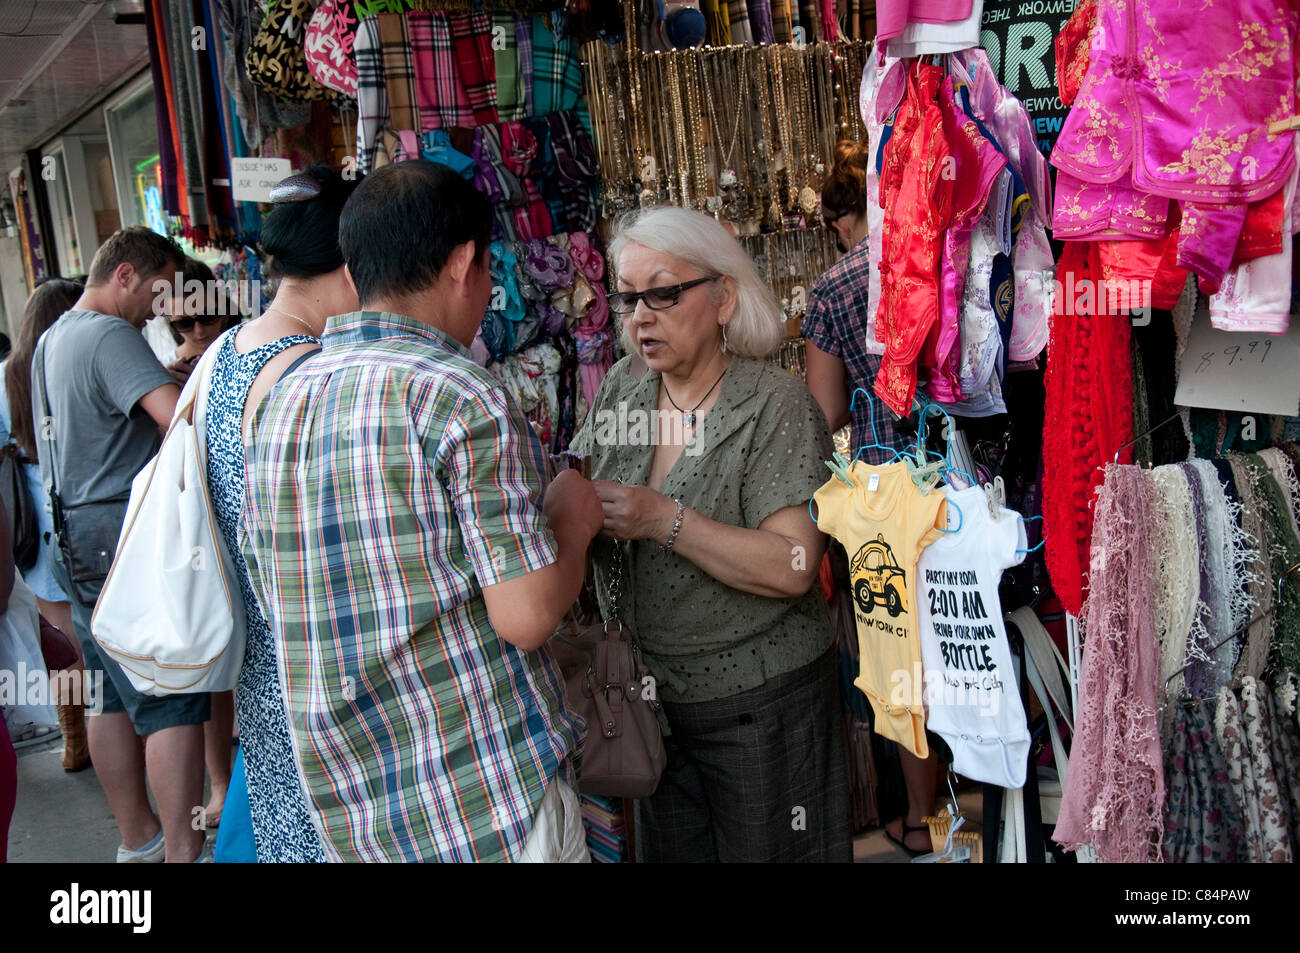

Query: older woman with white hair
[570,207,850,862]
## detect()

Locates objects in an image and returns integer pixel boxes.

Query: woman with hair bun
[571,206,851,862]
[200,163,361,862]
[802,142,935,857]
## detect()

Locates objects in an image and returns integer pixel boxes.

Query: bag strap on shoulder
[32,334,59,506]
[278,346,321,381]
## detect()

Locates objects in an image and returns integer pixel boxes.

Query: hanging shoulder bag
[33,336,129,608]
[0,441,41,573]
[90,332,247,695]
[550,539,667,799]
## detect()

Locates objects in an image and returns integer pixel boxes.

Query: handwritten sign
[231,158,292,204]
[1174,313,1300,417]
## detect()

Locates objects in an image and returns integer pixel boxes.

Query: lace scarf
[1228,456,1276,681]
[1242,454,1300,672]
[1056,464,1165,863]
[1184,459,1257,695]
[1148,466,1203,709]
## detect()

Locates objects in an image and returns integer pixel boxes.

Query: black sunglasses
[607,275,718,315]
[169,314,224,333]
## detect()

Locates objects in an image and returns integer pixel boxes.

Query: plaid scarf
[727,0,755,45]
[514,16,535,117]
[530,18,583,116]
[547,110,598,233]
[770,0,793,41]
[448,12,498,126]
[493,13,525,120]
[749,0,776,43]
[354,15,388,173]
[410,12,475,130]
[378,12,417,133]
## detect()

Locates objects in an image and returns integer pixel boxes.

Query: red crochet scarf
[1042,240,1135,615]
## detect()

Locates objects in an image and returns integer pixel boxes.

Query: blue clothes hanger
[1016,514,1045,554]
[984,475,1045,553]
[850,388,906,465]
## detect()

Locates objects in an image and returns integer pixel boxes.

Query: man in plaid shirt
[242,160,603,862]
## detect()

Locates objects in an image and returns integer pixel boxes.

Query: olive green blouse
[571,354,836,704]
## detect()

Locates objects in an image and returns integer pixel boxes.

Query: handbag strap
[32,333,60,510]
[181,327,236,468]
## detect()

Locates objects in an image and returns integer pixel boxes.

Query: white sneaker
[116,830,165,863]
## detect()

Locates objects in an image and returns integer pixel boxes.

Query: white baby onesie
[917,484,1030,787]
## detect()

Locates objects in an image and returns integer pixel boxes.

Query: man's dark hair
[86,226,184,286]
[259,163,360,279]
[339,160,492,306]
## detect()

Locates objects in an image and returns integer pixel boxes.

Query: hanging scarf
[1148,466,1202,709]
[1041,240,1135,616]
[1228,455,1274,681]
[1243,454,1300,672]
[1162,697,1246,863]
[1056,464,1165,863]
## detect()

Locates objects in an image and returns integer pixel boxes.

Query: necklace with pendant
[663,364,729,430]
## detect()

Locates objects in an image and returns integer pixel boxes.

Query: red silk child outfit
[875,63,955,417]
[922,75,1009,404]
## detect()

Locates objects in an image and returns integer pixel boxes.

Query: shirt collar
[322,311,474,360]
[629,353,765,422]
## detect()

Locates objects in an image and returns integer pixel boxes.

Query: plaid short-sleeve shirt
[801,236,911,461]
[242,311,578,862]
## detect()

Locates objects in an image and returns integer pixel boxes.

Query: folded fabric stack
[578,793,627,863]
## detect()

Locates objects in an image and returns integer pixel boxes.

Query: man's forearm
[542,522,591,625]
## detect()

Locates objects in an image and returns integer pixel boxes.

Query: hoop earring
[721,322,730,354]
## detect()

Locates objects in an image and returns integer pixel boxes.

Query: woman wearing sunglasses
[160,258,242,380]
[570,206,850,862]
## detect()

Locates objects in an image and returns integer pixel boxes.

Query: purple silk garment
[1052,0,1295,205]
[749,0,776,43]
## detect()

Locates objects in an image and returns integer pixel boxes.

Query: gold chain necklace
[267,306,318,337]
[704,51,748,177]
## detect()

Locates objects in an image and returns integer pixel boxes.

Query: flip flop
[884,821,932,858]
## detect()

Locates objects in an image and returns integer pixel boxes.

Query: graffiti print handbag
[246,0,328,101]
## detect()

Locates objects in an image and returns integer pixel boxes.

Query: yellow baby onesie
[814,461,947,758]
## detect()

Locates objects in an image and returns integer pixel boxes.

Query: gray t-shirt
[34,309,172,509]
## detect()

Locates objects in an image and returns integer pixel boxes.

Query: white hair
[608,206,783,360]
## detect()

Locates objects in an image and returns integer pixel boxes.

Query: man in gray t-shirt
[33,226,209,863]
[36,309,173,509]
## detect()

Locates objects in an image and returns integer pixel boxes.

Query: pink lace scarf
[1055,464,1166,862]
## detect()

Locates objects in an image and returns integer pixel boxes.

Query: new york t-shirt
[814,461,948,758]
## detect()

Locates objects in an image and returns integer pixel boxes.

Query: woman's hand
[592,480,677,543]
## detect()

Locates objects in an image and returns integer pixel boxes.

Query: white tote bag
[92,332,246,695]
[0,572,57,732]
